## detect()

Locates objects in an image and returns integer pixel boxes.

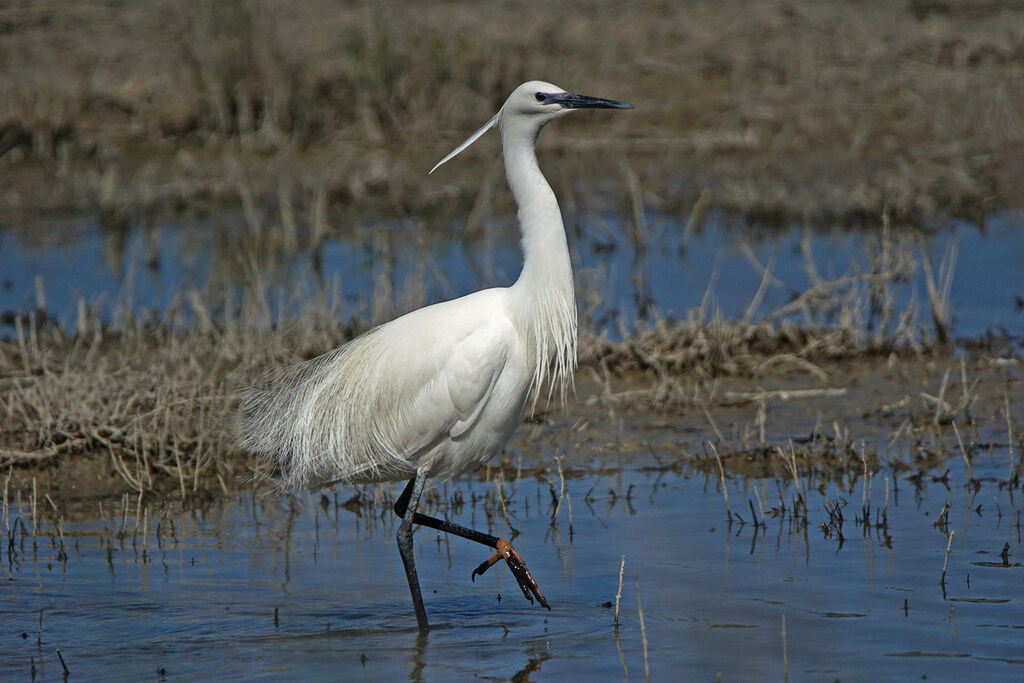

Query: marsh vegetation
[1,0,1023,678]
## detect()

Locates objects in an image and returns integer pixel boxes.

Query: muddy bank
[2,0,1023,221]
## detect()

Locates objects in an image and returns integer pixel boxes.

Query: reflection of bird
[237,81,632,631]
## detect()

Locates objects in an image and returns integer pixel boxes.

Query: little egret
[237,81,633,631]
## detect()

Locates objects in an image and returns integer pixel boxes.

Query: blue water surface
[1,208,1021,341]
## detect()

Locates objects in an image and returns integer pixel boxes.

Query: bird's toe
[471,539,550,609]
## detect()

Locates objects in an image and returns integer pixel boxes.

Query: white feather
[429,113,499,174]
[237,80,626,488]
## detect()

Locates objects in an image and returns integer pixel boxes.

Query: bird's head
[430,80,633,174]
[504,80,634,118]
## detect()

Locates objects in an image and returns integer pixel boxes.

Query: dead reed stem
[709,442,731,521]
[920,235,958,343]
[614,554,625,627]
[941,530,955,586]
[703,408,732,454]
[1006,393,1015,482]
[952,421,973,480]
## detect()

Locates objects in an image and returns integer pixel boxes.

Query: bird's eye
[534,92,545,102]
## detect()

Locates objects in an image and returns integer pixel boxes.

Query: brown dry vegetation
[1,0,1023,503]
[1,0,1023,222]
[1,256,1021,503]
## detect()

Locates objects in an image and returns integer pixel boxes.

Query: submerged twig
[635,573,650,681]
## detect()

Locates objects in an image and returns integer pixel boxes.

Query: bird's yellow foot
[471,539,550,609]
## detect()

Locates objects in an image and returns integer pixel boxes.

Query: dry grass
[1,0,1023,219]
[0,276,354,495]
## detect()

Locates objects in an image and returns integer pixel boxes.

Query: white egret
[237,80,633,631]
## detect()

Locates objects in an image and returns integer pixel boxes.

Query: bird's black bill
[554,93,634,110]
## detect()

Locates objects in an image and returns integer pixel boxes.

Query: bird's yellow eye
[534,92,546,102]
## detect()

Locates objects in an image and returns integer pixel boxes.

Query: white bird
[237,80,633,631]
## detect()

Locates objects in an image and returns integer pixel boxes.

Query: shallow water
[2,438,1021,680]
[2,204,1022,679]
[1,208,1022,342]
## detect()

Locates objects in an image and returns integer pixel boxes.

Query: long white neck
[503,121,577,400]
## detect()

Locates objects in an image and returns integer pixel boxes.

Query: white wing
[237,289,527,486]
[380,303,517,458]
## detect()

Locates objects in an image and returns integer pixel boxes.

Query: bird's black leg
[396,470,430,631]
[393,479,549,609]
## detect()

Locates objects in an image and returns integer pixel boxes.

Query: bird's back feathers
[237,289,531,487]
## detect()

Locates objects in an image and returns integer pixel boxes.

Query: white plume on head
[429,112,500,174]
